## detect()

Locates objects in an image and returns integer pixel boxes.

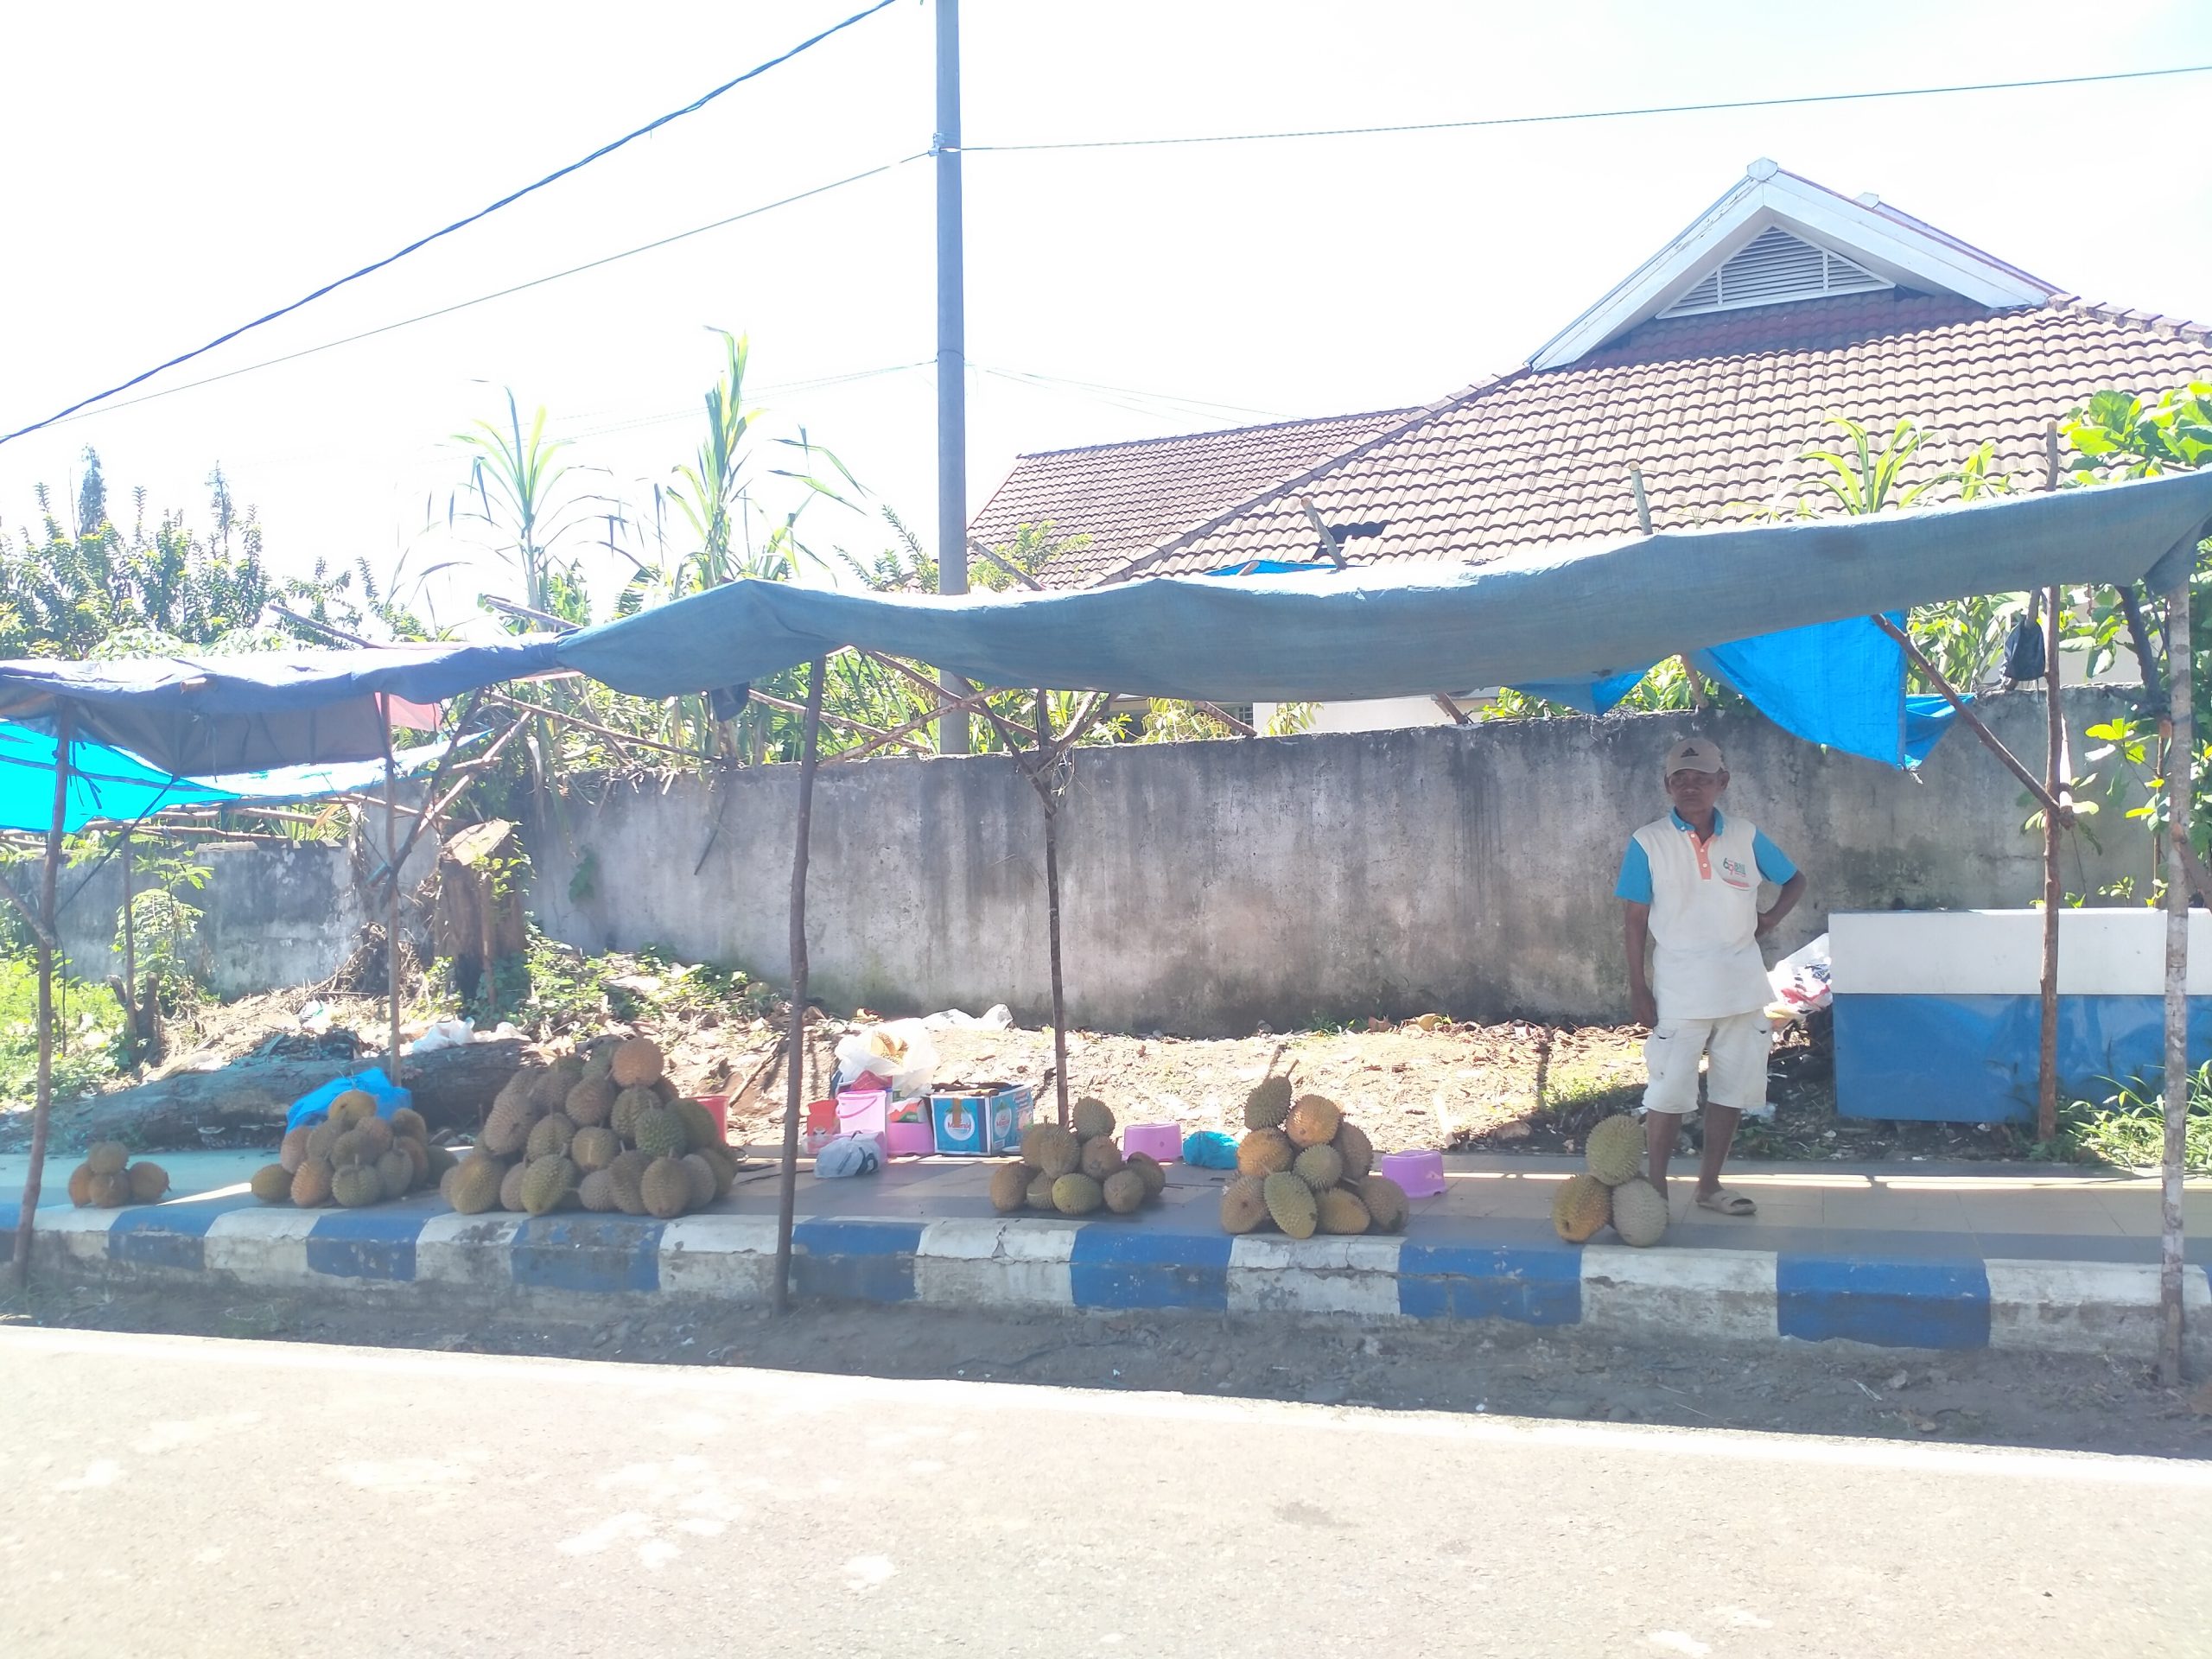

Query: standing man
[1615,738,1806,1217]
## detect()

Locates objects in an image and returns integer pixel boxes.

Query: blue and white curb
[14,1201,2209,1363]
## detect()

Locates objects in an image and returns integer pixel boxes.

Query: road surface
[1,1327,2203,1658]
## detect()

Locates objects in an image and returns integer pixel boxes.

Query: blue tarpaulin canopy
[551,468,2212,768]
[0,640,558,775]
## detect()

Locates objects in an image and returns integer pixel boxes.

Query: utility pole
[933,0,970,754]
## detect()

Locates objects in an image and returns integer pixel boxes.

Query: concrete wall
[518,689,2152,1035]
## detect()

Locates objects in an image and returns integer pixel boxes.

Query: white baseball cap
[1663,737,1724,776]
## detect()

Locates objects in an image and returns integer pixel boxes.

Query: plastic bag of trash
[408,1018,474,1056]
[919,1004,1014,1032]
[832,1019,939,1097]
[813,1134,883,1179]
[1766,932,1832,1020]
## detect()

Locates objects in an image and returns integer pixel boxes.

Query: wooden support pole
[2039,584,2065,1141]
[1432,694,1472,727]
[1038,690,1071,1130]
[2158,569,2192,1387]
[382,715,404,1088]
[772,657,827,1315]
[1872,614,2071,822]
[13,713,73,1286]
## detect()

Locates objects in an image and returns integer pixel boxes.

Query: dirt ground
[8,1281,2209,1460]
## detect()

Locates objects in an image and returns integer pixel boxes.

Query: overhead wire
[963,61,2212,154]
[0,0,905,448]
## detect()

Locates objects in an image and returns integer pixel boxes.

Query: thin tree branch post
[2120,584,2167,709]
[1872,614,2073,823]
[772,656,828,1315]
[1036,690,1071,1131]
[13,711,73,1286]
[2039,582,2065,1141]
[382,714,404,1089]
[2158,569,2192,1388]
[1628,466,1703,707]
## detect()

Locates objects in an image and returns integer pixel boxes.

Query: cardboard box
[929,1083,1033,1156]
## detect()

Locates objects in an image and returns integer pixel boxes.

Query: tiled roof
[1037,291,2212,585]
[966,408,1419,589]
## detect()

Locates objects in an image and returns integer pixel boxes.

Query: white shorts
[1642,1012,1771,1116]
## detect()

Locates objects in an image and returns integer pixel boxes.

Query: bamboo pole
[382,715,404,1088]
[2039,585,2064,1141]
[1038,690,1071,1130]
[772,657,827,1315]
[2158,569,2192,1387]
[13,713,73,1286]
[1871,614,2071,820]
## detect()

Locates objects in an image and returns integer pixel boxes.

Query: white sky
[3,0,2209,631]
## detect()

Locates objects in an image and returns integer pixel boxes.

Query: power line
[964,61,2212,154]
[0,0,903,448]
[29,158,925,433]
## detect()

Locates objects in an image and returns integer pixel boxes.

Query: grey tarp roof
[553,469,2212,703]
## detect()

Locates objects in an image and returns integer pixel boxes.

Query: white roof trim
[1528,162,2060,372]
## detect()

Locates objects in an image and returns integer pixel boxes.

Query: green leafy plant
[2055,1065,2212,1173]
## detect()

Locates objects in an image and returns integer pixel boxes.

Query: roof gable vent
[1660,226,1891,318]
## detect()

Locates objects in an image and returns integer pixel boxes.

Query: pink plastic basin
[1379,1149,1445,1198]
[1123,1122,1183,1162]
[884,1120,935,1156]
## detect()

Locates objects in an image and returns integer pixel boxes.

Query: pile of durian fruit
[986,1096,1168,1217]
[1549,1113,1668,1247]
[249,1090,451,1209]
[1217,1080,1411,1238]
[440,1037,741,1220]
[67,1141,169,1208]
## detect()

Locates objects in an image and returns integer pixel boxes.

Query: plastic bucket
[1379,1149,1446,1198]
[1123,1122,1183,1162]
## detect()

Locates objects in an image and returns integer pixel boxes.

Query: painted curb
[15,1202,2211,1362]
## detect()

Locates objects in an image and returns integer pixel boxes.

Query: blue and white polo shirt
[1615,809,1797,1021]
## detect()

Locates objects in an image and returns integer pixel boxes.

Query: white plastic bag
[406,1018,474,1056]
[919,1003,1014,1032]
[1765,932,1832,1020]
[832,1018,940,1098]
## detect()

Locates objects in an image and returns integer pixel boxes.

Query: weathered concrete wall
[53,801,436,1000]
[518,690,2152,1035]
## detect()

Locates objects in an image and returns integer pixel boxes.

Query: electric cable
[0,0,903,448]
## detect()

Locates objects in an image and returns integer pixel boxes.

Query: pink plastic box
[884,1119,935,1156]
[1123,1122,1183,1162]
[1378,1149,1445,1198]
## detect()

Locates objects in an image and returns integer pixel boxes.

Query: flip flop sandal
[1696,1188,1757,1217]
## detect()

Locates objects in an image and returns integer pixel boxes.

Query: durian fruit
[1124,1150,1166,1199]
[651,1077,681,1104]
[249,1164,292,1204]
[1025,1171,1058,1211]
[390,1107,428,1142]
[1285,1094,1342,1149]
[607,1150,651,1217]
[632,1105,689,1160]
[1219,1175,1269,1234]
[639,1156,691,1220]
[697,1144,738,1199]
[332,1164,384,1208]
[491,1068,535,1115]
[1071,1097,1116,1141]
[582,1046,616,1084]
[1263,1171,1319,1239]
[566,1076,616,1128]
[1236,1128,1295,1179]
[526,1113,577,1162]
[1585,1114,1644,1186]
[674,1098,724,1152]
[1079,1136,1124,1181]
[1360,1175,1411,1234]
[480,1100,529,1157]
[570,1126,620,1173]
[528,1065,576,1112]
[1022,1123,1080,1178]
[330,1129,374,1168]
[611,1037,665,1088]
[1332,1121,1374,1182]
[1609,1178,1669,1248]
[89,1170,131,1207]
[305,1122,340,1164]
[577,1168,618,1212]
[279,1127,313,1173]
[1243,1076,1292,1130]
[291,1158,334,1208]
[1318,1187,1371,1235]
[988,1162,1031,1215]
[395,1137,431,1187]
[375,1148,414,1202]
[357,1116,396,1158]
[679,1153,717,1210]
[67,1162,94,1206]
[438,1165,460,1205]
[448,1157,503,1215]
[126,1161,169,1204]
[610,1087,658,1143]
[1550,1173,1611,1243]
[499,1160,531,1212]
[521,1155,577,1217]
[86,1141,129,1177]
[1052,1173,1104,1216]
[327,1089,378,1130]
[1102,1169,1146,1215]
[1293,1143,1344,1192]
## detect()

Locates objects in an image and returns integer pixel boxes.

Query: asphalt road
[2,1328,2205,1659]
